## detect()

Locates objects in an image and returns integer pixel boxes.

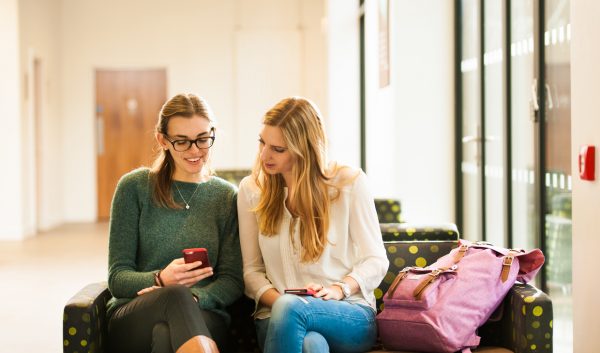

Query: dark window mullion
[480,0,487,241]
[359,1,366,172]
[455,0,464,234]
[505,0,513,248]
[534,0,548,293]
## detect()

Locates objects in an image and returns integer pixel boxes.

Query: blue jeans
[255,294,377,353]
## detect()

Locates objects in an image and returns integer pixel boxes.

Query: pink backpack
[376,239,544,353]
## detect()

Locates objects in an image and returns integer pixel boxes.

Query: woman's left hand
[137,286,161,296]
[306,283,344,301]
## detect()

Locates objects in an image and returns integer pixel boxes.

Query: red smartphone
[284,288,316,296]
[182,248,211,269]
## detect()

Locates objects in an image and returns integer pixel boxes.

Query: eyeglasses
[163,128,216,152]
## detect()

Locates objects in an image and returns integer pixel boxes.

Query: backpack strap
[500,250,521,282]
[387,268,410,299]
[453,243,469,263]
[412,266,456,300]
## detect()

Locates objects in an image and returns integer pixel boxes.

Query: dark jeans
[108,285,229,353]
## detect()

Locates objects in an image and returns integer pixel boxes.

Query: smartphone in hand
[182,248,211,269]
[284,288,316,296]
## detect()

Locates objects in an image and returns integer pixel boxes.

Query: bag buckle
[413,267,452,300]
[500,254,516,282]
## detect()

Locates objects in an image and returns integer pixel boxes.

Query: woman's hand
[137,286,161,296]
[306,282,344,301]
[159,258,214,287]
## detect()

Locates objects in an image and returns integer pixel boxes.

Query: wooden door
[96,69,167,220]
[34,58,43,229]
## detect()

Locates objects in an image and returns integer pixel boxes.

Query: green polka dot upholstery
[63,282,111,353]
[215,169,252,186]
[64,223,553,353]
[380,222,459,242]
[63,282,260,353]
[374,199,402,223]
[478,283,553,353]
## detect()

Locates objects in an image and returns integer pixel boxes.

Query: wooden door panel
[96,69,166,220]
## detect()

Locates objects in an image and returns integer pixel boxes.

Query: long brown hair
[253,97,346,262]
[150,93,214,208]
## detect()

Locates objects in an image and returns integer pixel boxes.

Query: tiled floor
[548,283,574,353]
[0,223,109,353]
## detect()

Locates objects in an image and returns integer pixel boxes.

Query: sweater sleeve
[190,190,244,310]
[346,171,390,303]
[237,177,274,303]
[107,171,155,298]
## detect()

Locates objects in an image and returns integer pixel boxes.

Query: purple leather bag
[376,239,544,353]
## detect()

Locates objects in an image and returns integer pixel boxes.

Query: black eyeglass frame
[163,127,216,152]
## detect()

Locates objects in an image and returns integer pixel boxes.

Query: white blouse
[237,168,389,319]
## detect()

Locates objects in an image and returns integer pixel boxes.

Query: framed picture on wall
[379,0,390,88]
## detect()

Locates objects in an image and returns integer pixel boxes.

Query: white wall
[19,0,63,232]
[0,0,24,239]
[58,0,326,222]
[325,0,455,223]
[390,0,454,224]
[571,1,600,351]
[8,0,454,230]
[325,0,360,168]
[363,0,455,223]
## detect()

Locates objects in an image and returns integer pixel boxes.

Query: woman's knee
[158,285,197,310]
[302,331,328,353]
[270,294,305,321]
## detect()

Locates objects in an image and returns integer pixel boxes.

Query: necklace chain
[174,182,201,210]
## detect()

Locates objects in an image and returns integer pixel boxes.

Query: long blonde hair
[150,93,215,208]
[253,97,344,262]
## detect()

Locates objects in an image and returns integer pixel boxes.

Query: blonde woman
[107,94,243,353]
[238,97,388,353]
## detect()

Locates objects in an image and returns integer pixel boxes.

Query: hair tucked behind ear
[252,97,351,263]
[150,93,214,208]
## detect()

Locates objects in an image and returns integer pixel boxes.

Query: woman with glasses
[238,96,389,353]
[107,93,242,353]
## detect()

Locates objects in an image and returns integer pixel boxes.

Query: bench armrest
[63,282,111,353]
[479,283,553,353]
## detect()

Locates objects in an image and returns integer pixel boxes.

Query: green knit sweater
[106,168,243,322]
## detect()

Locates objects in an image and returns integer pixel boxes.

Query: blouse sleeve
[237,177,275,304]
[346,171,389,302]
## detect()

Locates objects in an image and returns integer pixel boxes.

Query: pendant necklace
[174,182,201,210]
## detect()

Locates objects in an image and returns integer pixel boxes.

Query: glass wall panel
[544,0,572,351]
[510,0,538,251]
[460,0,482,241]
[483,0,505,246]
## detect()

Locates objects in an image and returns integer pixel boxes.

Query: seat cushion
[369,346,513,353]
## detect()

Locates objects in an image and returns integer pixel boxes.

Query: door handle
[97,116,104,156]
[462,125,482,166]
[545,83,554,110]
[530,79,539,122]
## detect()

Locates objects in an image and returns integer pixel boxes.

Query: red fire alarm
[579,145,595,181]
